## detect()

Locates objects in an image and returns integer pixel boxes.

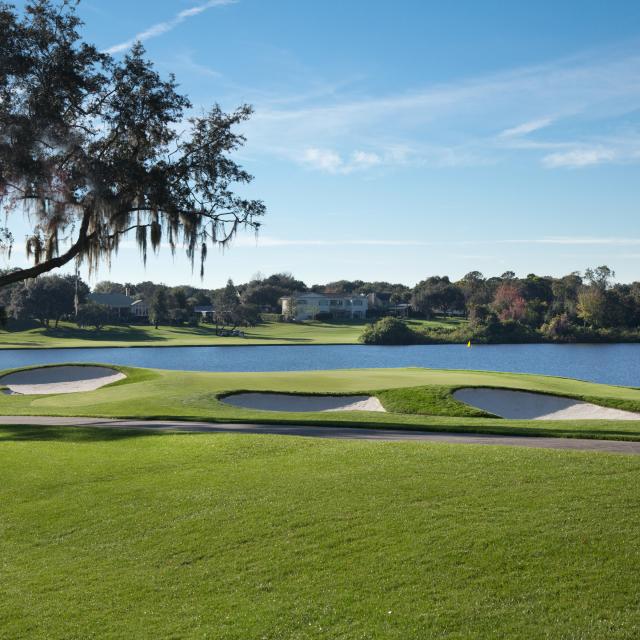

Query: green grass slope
[2,365,640,440]
[1,428,639,639]
[0,318,463,349]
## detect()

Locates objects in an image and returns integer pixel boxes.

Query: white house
[280,292,368,321]
[130,299,149,318]
[194,305,215,321]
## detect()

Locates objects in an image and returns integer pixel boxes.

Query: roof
[194,305,215,313]
[130,299,147,307]
[88,293,134,308]
[282,292,367,301]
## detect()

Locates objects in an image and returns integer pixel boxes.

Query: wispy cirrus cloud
[499,117,555,138]
[105,0,236,55]
[542,147,617,168]
[21,235,640,258]
[173,51,222,78]
[239,43,640,173]
[531,236,640,245]
[228,235,640,249]
[301,148,382,174]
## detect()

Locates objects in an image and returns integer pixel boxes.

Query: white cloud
[350,150,382,169]
[533,236,640,245]
[301,147,344,173]
[499,117,555,137]
[240,44,640,172]
[230,235,640,249]
[300,148,383,174]
[105,0,236,55]
[542,148,616,168]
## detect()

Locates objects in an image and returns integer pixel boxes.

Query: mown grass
[1,427,639,639]
[0,317,465,349]
[3,365,640,440]
[377,385,497,417]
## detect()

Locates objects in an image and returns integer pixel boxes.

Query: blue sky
[6,0,640,286]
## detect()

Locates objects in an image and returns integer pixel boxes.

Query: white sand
[454,388,640,421]
[0,365,126,395]
[221,393,386,413]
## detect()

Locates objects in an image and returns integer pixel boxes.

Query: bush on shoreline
[419,322,640,345]
[359,317,425,345]
[360,315,640,346]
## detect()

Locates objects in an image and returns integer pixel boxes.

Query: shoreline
[1,339,640,351]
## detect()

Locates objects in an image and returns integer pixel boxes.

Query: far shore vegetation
[2,265,640,348]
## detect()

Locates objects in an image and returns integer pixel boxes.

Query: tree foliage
[491,283,527,322]
[0,0,264,288]
[149,288,169,328]
[9,274,88,326]
[76,301,110,330]
[412,276,464,318]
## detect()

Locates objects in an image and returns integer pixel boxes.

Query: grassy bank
[0,318,463,349]
[2,365,640,440]
[1,427,639,639]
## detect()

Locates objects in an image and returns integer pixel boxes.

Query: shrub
[76,302,111,330]
[540,314,577,342]
[359,317,423,345]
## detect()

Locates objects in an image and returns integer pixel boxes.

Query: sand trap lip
[0,365,126,395]
[454,388,640,421]
[221,393,386,413]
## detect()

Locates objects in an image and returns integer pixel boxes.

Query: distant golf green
[0,317,464,349]
[1,426,639,639]
[2,365,640,440]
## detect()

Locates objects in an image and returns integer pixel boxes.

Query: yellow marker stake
[467,340,471,348]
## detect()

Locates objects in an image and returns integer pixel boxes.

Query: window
[319,299,328,306]
[353,300,363,306]
[297,299,307,305]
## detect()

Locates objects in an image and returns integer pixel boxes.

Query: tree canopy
[0,0,265,288]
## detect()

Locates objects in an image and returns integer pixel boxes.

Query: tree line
[2,266,639,342]
[362,266,640,344]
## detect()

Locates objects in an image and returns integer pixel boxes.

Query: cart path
[1,416,639,454]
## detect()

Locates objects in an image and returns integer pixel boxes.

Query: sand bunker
[454,388,640,421]
[0,365,126,395]
[221,393,386,413]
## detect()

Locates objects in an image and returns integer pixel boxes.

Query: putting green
[2,364,640,440]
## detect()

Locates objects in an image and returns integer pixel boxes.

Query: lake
[1,343,639,387]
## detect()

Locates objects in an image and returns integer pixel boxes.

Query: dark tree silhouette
[0,0,264,288]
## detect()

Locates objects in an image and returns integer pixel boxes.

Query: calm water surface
[1,343,639,387]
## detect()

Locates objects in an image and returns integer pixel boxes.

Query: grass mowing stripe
[3,365,640,441]
[1,427,639,639]
[0,318,463,349]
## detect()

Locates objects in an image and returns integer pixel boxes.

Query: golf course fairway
[1,426,640,639]
[2,364,640,440]
[3,365,640,638]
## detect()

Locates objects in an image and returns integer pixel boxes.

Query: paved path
[1,416,639,454]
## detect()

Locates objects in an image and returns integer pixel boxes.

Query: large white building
[280,292,368,321]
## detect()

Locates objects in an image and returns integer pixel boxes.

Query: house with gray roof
[87,293,148,318]
[280,292,368,321]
